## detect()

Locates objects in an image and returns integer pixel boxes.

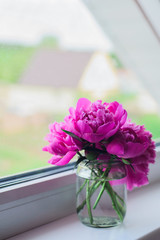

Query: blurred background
[0,0,160,177]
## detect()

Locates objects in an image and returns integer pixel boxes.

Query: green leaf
[86,180,93,224]
[122,158,135,172]
[61,129,84,142]
[75,156,86,168]
[86,151,99,161]
[93,181,105,209]
[130,164,135,172]
[122,159,131,165]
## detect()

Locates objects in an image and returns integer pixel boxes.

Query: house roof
[20,49,92,88]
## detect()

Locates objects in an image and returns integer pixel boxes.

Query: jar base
[79,216,122,228]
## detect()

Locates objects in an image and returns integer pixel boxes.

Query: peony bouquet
[43,98,156,226]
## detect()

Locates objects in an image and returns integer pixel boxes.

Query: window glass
[0,0,160,178]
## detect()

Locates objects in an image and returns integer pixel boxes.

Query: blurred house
[20,50,92,88]
[79,52,118,97]
[5,49,119,119]
[2,49,158,132]
[20,49,118,93]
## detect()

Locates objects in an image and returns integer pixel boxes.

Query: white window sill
[1,150,160,240]
[7,179,160,240]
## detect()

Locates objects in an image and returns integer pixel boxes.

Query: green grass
[0,125,50,177]
[108,52,124,69]
[1,113,160,178]
[0,40,58,84]
[106,92,160,139]
[0,45,35,84]
[0,144,48,177]
[131,114,160,140]
[0,43,159,177]
[106,92,137,104]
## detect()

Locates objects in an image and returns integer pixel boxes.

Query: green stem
[86,180,93,224]
[114,191,125,205]
[77,179,125,222]
[115,193,126,217]
[77,180,101,213]
[93,181,105,209]
[105,182,124,222]
[99,167,125,220]
[76,179,87,197]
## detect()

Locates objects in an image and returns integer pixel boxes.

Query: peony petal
[97,122,115,135]
[107,101,127,126]
[119,109,127,126]
[82,133,105,143]
[76,120,93,136]
[76,98,91,112]
[107,138,125,156]
[109,177,127,186]
[69,107,76,118]
[125,165,149,191]
[123,142,149,158]
[50,141,68,155]
[48,151,76,166]
[42,146,48,152]
[48,155,62,164]
[81,122,119,143]
[104,124,119,139]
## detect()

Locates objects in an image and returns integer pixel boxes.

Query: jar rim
[78,159,124,167]
[76,160,127,181]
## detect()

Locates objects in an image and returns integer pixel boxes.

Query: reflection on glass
[0,0,159,177]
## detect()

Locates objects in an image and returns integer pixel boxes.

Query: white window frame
[0,169,76,239]
[0,1,160,238]
[0,147,160,239]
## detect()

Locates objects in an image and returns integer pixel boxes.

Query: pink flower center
[80,102,114,132]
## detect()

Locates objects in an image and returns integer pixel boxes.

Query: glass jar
[76,160,127,228]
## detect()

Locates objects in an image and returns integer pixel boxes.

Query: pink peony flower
[42,122,81,165]
[106,121,156,190]
[125,138,155,190]
[64,98,127,143]
[43,98,156,191]
[105,101,127,127]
